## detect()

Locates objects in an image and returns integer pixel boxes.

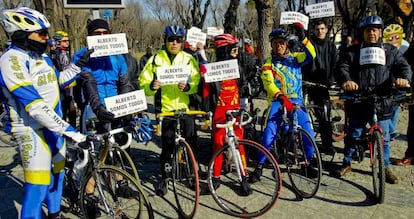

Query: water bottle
[71,149,88,189]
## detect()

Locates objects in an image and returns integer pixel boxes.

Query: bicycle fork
[226,128,247,182]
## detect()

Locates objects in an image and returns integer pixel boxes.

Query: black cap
[87,19,109,35]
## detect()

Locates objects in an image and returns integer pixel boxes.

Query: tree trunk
[223,0,240,34]
[255,0,274,65]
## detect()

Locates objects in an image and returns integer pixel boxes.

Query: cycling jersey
[139,49,200,113]
[0,45,81,184]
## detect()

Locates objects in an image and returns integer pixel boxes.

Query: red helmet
[214,33,239,49]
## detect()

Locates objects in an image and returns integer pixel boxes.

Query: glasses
[91,30,109,36]
[387,35,401,41]
[60,40,70,43]
[167,36,182,43]
[35,29,49,37]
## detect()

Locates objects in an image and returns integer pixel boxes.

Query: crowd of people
[0,6,413,219]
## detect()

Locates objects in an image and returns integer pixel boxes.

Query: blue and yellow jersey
[261,37,316,104]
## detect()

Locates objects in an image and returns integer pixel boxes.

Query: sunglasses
[91,30,109,36]
[387,35,401,41]
[167,37,182,43]
[35,29,49,37]
[60,39,70,43]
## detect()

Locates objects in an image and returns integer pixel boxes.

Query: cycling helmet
[269,28,288,41]
[131,115,154,143]
[0,7,50,33]
[359,15,383,29]
[53,30,68,41]
[244,38,252,44]
[48,39,56,47]
[383,24,405,38]
[164,24,185,37]
[214,33,239,49]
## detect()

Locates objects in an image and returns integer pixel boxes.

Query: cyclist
[336,15,412,184]
[250,23,316,182]
[0,7,92,219]
[139,24,200,196]
[202,33,251,195]
[302,19,338,153]
[52,30,78,128]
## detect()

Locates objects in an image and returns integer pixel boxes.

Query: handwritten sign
[359,47,386,66]
[305,1,335,19]
[104,90,147,118]
[207,27,224,37]
[87,33,128,57]
[280,12,309,30]
[157,65,191,85]
[204,59,240,83]
[186,27,207,47]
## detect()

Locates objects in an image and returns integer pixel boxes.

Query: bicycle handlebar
[215,109,253,129]
[78,126,133,150]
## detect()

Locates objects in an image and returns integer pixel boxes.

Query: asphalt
[0,98,413,219]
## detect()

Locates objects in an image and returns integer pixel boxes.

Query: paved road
[1,98,413,218]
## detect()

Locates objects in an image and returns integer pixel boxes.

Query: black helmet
[359,15,383,29]
[269,28,288,41]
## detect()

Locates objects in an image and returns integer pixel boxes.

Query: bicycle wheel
[79,165,154,219]
[207,139,281,218]
[0,110,17,147]
[112,146,140,181]
[371,130,385,204]
[306,106,320,140]
[171,140,199,219]
[286,128,322,198]
[331,100,345,142]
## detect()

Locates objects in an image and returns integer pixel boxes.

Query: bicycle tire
[207,139,282,218]
[286,128,322,198]
[171,140,200,219]
[372,130,385,204]
[0,110,17,147]
[305,106,321,140]
[79,165,154,219]
[112,146,140,181]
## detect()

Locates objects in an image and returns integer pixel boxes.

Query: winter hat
[87,19,109,35]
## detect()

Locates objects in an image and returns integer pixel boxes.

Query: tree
[176,0,211,29]
[223,0,240,34]
[254,0,275,64]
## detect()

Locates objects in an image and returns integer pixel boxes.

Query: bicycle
[207,109,281,218]
[272,104,322,198]
[302,80,346,142]
[156,109,209,219]
[339,90,413,204]
[0,103,18,147]
[63,127,154,218]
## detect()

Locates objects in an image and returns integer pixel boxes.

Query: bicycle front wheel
[112,146,140,181]
[372,130,385,204]
[207,139,281,218]
[171,140,199,219]
[79,165,153,219]
[287,128,322,198]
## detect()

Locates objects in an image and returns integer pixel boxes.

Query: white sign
[104,90,147,118]
[207,27,224,37]
[186,27,207,47]
[87,33,128,57]
[157,65,191,85]
[359,47,386,66]
[280,12,309,30]
[305,1,335,19]
[204,59,240,83]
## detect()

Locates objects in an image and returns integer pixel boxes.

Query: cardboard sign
[280,12,309,30]
[87,33,128,57]
[157,65,191,85]
[186,27,207,47]
[305,1,335,19]
[359,47,386,66]
[207,27,224,37]
[104,90,147,118]
[204,59,240,83]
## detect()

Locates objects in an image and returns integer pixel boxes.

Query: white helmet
[0,7,50,33]
[244,38,252,44]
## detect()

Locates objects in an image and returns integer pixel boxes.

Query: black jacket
[303,36,337,86]
[338,43,412,119]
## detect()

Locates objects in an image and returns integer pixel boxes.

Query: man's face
[385,33,403,48]
[28,29,49,43]
[59,36,70,48]
[166,36,182,55]
[271,38,287,56]
[363,27,382,44]
[314,24,328,40]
